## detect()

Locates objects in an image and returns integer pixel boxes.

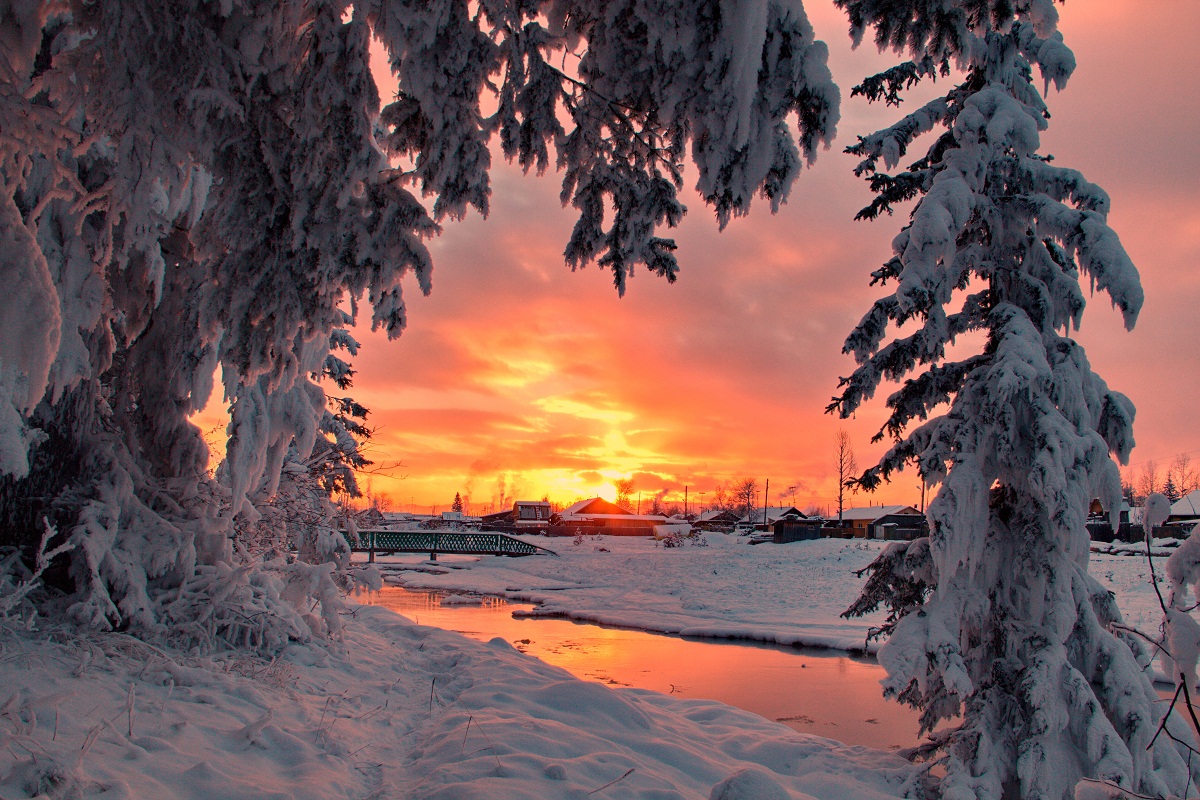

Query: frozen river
[363,585,926,751]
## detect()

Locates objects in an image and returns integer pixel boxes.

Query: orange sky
[199,1,1200,516]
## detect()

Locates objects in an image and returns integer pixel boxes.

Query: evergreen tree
[0,1,838,646]
[451,492,464,514]
[830,1,1196,796]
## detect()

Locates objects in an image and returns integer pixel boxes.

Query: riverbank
[367,533,1172,658]
[0,535,1174,799]
[0,606,921,800]
[363,586,928,751]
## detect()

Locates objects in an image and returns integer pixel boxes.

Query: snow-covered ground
[0,607,920,800]
[0,534,1173,800]
[377,533,1172,656]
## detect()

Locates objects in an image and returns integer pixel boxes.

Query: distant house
[479,508,515,530]
[738,506,806,531]
[558,497,668,534]
[1089,498,1132,525]
[694,509,741,530]
[1087,492,1200,541]
[380,511,423,529]
[1086,499,1139,542]
[355,507,386,528]
[513,500,553,528]
[835,505,924,540]
[772,516,825,543]
[561,498,629,517]
[1170,491,1200,528]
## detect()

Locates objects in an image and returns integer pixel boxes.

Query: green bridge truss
[343,530,557,558]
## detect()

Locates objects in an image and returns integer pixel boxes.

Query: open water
[363,585,925,751]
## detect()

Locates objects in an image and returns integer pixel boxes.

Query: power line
[1120,446,1200,472]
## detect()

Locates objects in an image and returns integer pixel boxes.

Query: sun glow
[535,396,634,426]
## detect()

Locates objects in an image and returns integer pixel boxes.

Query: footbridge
[344,529,558,561]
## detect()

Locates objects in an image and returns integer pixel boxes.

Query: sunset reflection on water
[362,586,923,751]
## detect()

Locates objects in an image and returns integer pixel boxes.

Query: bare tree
[835,430,857,526]
[710,483,730,513]
[1137,460,1161,503]
[1169,453,1198,497]
[733,478,758,519]
[648,492,668,516]
[1121,467,1138,506]
[614,478,636,511]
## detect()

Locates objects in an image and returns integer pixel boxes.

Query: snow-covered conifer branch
[0,1,845,651]
[374,0,840,295]
[833,1,1196,796]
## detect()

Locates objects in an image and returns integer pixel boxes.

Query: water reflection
[362,586,924,751]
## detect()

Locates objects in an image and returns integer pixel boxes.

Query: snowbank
[0,608,920,800]
[370,534,1175,668]
[1,535,1175,799]
[378,535,893,653]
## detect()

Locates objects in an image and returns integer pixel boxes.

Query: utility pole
[684,486,688,517]
[762,478,770,529]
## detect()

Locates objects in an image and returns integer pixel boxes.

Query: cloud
[340,2,1200,514]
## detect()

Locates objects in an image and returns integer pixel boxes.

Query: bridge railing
[341,529,557,560]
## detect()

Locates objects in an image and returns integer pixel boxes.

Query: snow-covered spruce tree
[830,1,1197,797]
[0,1,837,646]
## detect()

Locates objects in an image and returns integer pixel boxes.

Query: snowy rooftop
[739,506,806,523]
[697,509,739,522]
[1171,490,1200,518]
[561,497,629,517]
[835,505,921,521]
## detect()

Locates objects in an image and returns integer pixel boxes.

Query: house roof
[561,497,635,517]
[836,505,921,522]
[697,509,740,522]
[514,500,552,508]
[1171,491,1200,518]
[738,506,806,523]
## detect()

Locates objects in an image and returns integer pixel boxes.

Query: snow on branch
[830,4,1195,797]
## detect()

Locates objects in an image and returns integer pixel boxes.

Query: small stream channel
[363,585,925,751]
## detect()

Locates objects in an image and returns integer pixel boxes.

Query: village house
[1169,491,1200,530]
[736,506,806,532]
[512,500,553,528]
[557,498,669,535]
[693,509,741,530]
[835,505,925,540]
[1086,498,1140,542]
